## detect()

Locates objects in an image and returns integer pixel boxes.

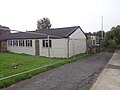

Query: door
[0,42,1,51]
[35,40,40,55]
[0,41,7,52]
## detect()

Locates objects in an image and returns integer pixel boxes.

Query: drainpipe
[72,39,75,58]
[86,38,88,55]
[67,37,70,58]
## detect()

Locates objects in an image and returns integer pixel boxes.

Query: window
[13,40,18,46]
[43,40,52,47]
[93,40,96,45]
[19,40,24,46]
[26,40,32,47]
[8,40,12,46]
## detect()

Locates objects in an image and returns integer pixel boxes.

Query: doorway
[35,40,40,55]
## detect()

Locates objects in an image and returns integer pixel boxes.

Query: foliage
[93,30,105,40]
[0,25,11,35]
[105,43,120,52]
[37,17,51,30]
[105,25,120,44]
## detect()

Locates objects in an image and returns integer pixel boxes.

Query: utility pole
[101,16,104,48]
[101,16,104,40]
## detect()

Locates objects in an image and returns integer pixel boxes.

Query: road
[1,52,113,90]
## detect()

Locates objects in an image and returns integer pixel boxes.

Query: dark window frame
[42,40,52,48]
[26,40,32,47]
[13,40,18,46]
[19,40,25,46]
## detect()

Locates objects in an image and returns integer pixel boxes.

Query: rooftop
[0,26,84,41]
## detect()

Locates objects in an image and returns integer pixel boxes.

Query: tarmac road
[1,52,113,90]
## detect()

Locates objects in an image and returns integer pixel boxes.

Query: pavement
[90,50,120,90]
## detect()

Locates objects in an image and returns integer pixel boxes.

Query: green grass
[104,43,120,52]
[104,40,120,52]
[0,52,89,88]
[0,52,66,78]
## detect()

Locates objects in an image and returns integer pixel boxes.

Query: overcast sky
[0,0,120,33]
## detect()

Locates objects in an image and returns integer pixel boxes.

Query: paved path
[90,50,120,90]
[1,52,113,90]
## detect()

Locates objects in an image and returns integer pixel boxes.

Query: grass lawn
[0,52,67,78]
[0,52,88,88]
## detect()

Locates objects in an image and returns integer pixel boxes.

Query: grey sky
[0,0,120,33]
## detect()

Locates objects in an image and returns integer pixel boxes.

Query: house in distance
[0,25,11,51]
[0,26,87,58]
[86,32,100,52]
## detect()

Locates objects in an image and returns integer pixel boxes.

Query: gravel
[1,52,113,90]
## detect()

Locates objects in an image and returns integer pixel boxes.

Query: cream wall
[7,39,35,55]
[69,28,86,57]
[69,28,86,39]
[7,39,68,58]
[39,39,68,58]
[69,38,86,57]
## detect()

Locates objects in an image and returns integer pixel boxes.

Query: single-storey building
[0,26,87,58]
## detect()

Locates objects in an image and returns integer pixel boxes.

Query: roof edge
[65,26,79,37]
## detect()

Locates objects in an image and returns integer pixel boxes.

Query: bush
[105,41,120,52]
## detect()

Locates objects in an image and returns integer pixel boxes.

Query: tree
[37,17,51,30]
[105,25,120,44]
[93,30,105,39]
[105,31,111,40]
[0,25,11,35]
[113,25,120,44]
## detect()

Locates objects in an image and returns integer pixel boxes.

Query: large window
[8,39,33,47]
[19,40,24,46]
[43,40,52,48]
[13,40,18,46]
[26,40,32,47]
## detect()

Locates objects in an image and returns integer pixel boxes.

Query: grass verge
[104,44,120,52]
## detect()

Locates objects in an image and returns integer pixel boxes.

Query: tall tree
[113,25,120,44]
[37,17,51,30]
[105,25,120,44]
